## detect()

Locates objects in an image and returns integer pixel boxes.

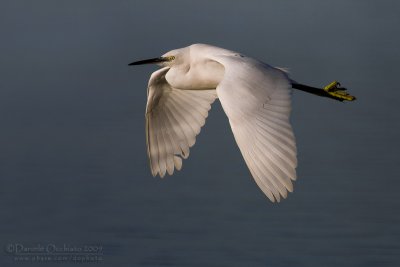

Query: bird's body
[130,43,355,202]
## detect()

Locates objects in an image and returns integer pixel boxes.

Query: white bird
[129,44,355,202]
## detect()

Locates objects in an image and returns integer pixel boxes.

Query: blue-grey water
[0,1,399,266]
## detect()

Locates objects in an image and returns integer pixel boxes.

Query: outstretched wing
[146,67,217,177]
[211,55,297,202]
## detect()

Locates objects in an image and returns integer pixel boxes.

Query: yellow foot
[323,81,356,101]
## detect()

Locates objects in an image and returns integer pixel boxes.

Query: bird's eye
[168,56,175,61]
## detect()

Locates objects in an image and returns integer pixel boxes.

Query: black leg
[291,81,356,102]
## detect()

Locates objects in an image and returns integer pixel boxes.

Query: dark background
[0,1,399,266]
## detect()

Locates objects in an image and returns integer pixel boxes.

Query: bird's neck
[165,59,224,90]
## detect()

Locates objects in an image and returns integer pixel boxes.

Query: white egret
[129,44,355,202]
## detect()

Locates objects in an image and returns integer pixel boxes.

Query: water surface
[0,1,399,266]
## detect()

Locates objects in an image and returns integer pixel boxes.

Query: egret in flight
[129,44,355,202]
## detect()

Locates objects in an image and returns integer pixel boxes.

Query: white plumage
[139,44,297,202]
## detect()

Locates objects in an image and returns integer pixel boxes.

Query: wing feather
[162,105,190,158]
[158,111,175,175]
[211,54,298,202]
[170,93,205,132]
[167,98,198,145]
[145,67,217,177]
[153,111,167,177]
[147,114,159,176]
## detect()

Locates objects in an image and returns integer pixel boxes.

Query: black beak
[128,57,168,66]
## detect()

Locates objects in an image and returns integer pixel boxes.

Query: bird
[129,43,355,202]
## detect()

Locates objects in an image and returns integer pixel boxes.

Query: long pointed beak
[128,57,168,66]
